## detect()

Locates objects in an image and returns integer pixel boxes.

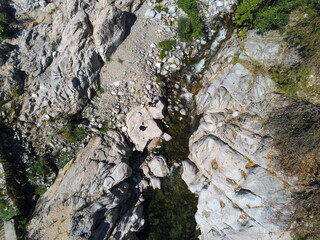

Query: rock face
[183,31,297,240]
[2,1,127,121]
[27,131,143,240]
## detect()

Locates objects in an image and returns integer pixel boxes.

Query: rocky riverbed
[0,0,307,239]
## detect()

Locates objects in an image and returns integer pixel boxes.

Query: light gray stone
[147,155,169,177]
[145,8,156,18]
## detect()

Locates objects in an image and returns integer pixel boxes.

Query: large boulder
[27,131,143,239]
[126,106,164,151]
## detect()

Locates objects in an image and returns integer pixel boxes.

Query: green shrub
[158,39,176,51]
[60,126,86,143]
[35,185,47,196]
[177,0,204,39]
[29,157,52,180]
[177,17,193,42]
[270,63,309,98]
[158,39,176,59]
[117,58,124,64]
[0,198,19,221]
[0,13,9,39]
[234,0,298,33]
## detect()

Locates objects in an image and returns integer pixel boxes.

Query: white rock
[145,9,156,18]
[168,5,177,14]
[150,177,161,189]
[162,133,172,141]
[113,80,122,87]
[126,107,163,151]
[147,156,169,177]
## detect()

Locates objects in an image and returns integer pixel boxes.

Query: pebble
[180,109,187,115]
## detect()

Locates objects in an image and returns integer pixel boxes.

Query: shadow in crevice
[122,11,137,42]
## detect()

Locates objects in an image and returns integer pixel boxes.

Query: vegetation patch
[177,17,193,42]
[158,39,176,59]
[60,125,86,143]
[139,169,200,240]
[233,0,298,33]
[269,63,309,98]
[177,0,204,39]
[0,11,14,40]
[268,102,320,239]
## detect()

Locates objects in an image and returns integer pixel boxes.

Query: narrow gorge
[0,0,319,239]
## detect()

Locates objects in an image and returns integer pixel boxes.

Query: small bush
[158,39,176,59]
[117,58,124,64]
[99,120,109,133]
[0,198,19,221]
[60,126,86,143]
[0,13,10,39]
[177,17,193,42]
[233,0,298,33]
[177,0,204,39]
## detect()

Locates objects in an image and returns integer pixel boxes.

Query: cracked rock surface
[183,31,297,240]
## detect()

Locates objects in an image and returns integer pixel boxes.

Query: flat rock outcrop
[183,31,297,240]
[27,131,143,240]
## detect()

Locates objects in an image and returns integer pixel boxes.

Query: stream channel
[138,17,233,239]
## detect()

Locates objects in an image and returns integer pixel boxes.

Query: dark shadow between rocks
[123,11,137,42]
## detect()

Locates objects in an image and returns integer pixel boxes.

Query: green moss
[158,39,176,59]
[154,6,169,13]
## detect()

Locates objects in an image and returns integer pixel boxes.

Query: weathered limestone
[3,1,127,121]
[184,31,297,240]
[27,131,143,239]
